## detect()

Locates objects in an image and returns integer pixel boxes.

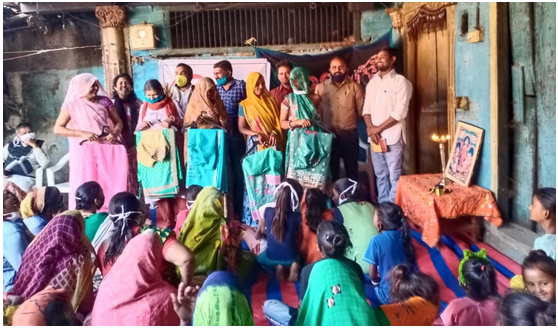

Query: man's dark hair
[330,56,348,67]
[16,122,32,130]
[276,59,293,70]
[176,63,193,76]
[379,46,398,59]
[214,60,233,72]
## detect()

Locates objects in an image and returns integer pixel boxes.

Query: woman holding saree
[8,210,96,316]
[238,72,285,228]
[279,66,322,130]
[54,73,127,212]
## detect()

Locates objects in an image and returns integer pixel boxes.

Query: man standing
[315,56,364,181]
[3,122,50,191]
[270,59,293,107]
[363,47,412,202]
[213,60,247,217]
[166,63,194,118]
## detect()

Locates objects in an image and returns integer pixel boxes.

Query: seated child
[500,291,556,326]
[439,249,500,326]
[363,202,416,305]
[174,185,203,236]
[256,179,303,282]
[522,250,556,303]
[530,188,556,260]
[378,264,440,326]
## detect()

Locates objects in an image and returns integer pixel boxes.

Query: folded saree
[136,128,182,198]
[285,128,333,189]
[242,147,283,223]
[186,128,228,193]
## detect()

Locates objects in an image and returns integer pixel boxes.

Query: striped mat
[243,230,521,326]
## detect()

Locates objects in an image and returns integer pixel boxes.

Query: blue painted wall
[453,2,492,189]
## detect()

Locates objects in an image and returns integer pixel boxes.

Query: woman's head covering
[286,67,320,128]
[184,78,228,128]
[12,285,72,326]
[91,231,180,326]
[296,259,381,326]
[178,186,241,275]
[62,73,109,107]
[20,186,62,219]
[3,180,27,203]
[193,271,254,326]
[239,72,285,151]
[10,210,95,310]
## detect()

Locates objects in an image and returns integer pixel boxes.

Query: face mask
[293,89,307,95]
[331,73,347,83]
[274,181,300,211]
[13,132,36,147]
[176,75,188,88]
[216,76,228,86]
[186,200,195,210]
[3,212,21,221]
[146,94,164,104]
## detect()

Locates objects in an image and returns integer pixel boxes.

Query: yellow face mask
[176,75,188,87]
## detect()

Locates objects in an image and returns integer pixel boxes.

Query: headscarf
[10,210,96,311]
[239,72,285,151]
[91,231,180,326]
[20,186,62,219]
[287,67,321,130]
[192,271,254,326]
[62,73,111,136]
[12,285,71,326]
[3,180,26,203]
[296,259,382,326]
[177,186,226,276]
[184,77,229,128]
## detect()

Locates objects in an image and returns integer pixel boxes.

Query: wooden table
[395,174,503,248]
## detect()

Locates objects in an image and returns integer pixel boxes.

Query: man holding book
[363,47,412,202]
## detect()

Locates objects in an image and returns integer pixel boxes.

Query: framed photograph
[445,122,484,187]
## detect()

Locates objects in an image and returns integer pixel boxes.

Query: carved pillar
[95,6,129,90]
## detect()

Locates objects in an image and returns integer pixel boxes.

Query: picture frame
[445,121,484,187]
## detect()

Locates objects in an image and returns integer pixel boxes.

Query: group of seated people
[3,176,556,326]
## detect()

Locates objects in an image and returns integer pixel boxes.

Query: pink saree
[63,73,129,211]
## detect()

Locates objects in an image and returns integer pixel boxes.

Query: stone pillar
[95,5,129,90]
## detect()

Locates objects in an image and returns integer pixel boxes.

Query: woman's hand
[171,283,200,325]
[137,121,152,131]
[256,133,268,146]
[162,116,175,128]
[207,107,218,118]
[80,131,98,141]
[268,133,277,146]
[196,115,207,125]
[296,119,311,128]
[104,133,117,142]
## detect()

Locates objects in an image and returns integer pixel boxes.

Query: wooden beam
[489,2,499,197]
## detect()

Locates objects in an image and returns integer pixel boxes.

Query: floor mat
[244,231,521,326]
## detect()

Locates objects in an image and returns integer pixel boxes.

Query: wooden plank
[489,2,499,198]
[511,65,525,123]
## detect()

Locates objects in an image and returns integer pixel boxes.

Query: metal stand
[438,143,451,186]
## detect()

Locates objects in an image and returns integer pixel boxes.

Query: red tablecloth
[395,174,503,247]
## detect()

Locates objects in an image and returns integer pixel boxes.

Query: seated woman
[20,186,63,236]
[263,220,366,326]
[96,192,194,286]
[12,285,77,326]
[53,73,126,212]
[75,181,108,242]
[239,72,285,228]
[136,79,184,229]
[378,264,440,326]
[92,232,181,326]
[112,73,142,195]
[9,210,96,316]
[300,188,334,265]
[332,178,379,273]
[3,182,33,292]
[177,186,242,280]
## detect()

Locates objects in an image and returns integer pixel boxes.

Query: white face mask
[13,132,36,147]
[293,89,307,95]
[3,211,21,220]
[338,179,358,206]
[186,200,195,210]
[274,182,300,211]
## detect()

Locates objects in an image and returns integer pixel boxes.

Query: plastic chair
[46,153,70,194]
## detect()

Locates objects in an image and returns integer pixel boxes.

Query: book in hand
[371,138,388,153]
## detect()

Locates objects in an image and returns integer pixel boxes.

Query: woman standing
[53,73,127,211]
[238,72,284,228]
[112,73,141,195]
[279,66,321,131]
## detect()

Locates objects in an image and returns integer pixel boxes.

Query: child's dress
[439,297,500,326]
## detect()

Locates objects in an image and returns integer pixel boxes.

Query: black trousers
[330,129,359,182]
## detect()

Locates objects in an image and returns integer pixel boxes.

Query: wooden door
[414,29,449,173]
